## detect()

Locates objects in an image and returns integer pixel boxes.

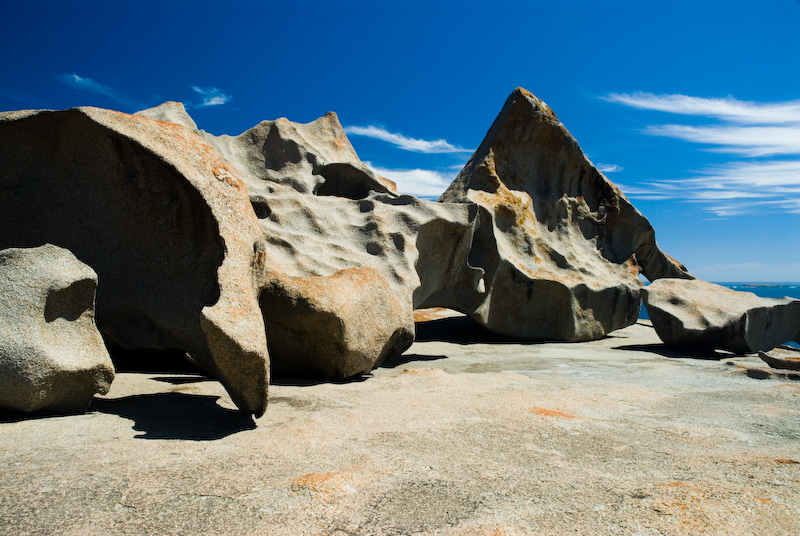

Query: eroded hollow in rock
[0,109,225,372]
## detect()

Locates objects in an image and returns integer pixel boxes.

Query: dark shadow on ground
[0,407,86,423]
[90,393,255,440]
[151,375,215,385]
[271,373,373,387]
[108,346,203,374]
[414,316,539,345]
[614,343,738,361]
[380,353,449,369]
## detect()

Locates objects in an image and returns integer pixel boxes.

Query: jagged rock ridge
[434,88,692,341]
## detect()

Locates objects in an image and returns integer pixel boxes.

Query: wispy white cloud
[191,86,231,107]
[685,160,800,189]
[597,163,623,173]
[345,125,472,154]
[59,73,140,108]
[645,124,800,157]
[604,92,800,124]
[618,159,800,216]
[0,90,38,106]
[364,161,454,198]
[607,92,800,216]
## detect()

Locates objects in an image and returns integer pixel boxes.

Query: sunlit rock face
[142,102,482,379]
[0,107,270,416]
[435,87,692,341]
[0,245,114,414]
[644,278,800,353]
[260,267,415,379]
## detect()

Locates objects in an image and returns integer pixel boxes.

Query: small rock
[261,267,414,379]
[758,348,800,371]
[0,245,114,413]
[644,278,800,353]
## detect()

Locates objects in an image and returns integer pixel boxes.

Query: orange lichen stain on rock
[413,307,452,322]
[212,165,244,190]
[291,472,356,503]
[530,406,576,419]
[401,368,435,376]
[375,173,398,193]
[292,472,342,492]
[723,454,800,466]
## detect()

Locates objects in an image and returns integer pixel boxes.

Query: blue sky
[2,0,799,281]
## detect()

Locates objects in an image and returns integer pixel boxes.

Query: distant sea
[640,282,800,348]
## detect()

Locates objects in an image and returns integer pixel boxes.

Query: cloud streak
[364,161,454,198]
[608,92,800,216]
[645,124,800,157]
[191,86,232,107]
[605,92,800,124]
[597,163,623,173]
[618,160,800,216]
[345,125,472,154]
[59,73,140,108]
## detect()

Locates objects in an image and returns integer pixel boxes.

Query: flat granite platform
[2,316,799,535]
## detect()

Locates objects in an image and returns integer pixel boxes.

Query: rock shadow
[89,393,255,440]
[108,346,203,374]
[414,315,540,345]
[380,353,449,369]
[0,407,86,423]
[613,343,737,361]
[151,375,216,385]
[270,373,372,387]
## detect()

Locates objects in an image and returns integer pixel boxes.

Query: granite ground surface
[2,315,799,535]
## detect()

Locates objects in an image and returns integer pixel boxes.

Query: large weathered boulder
[0,107,270,416]
[643,278,800,353]
[0,245,114,413]
[175,106,483,379]
[435,88,692,341]
[254,191,482,307]
[261,267,414,378]
[243,189,482,380]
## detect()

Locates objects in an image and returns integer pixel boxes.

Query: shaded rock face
[0,245,114,413]
[261,267,414,379]
[643,278,800,353]
[0,108,270,416]
[436,88,692,341]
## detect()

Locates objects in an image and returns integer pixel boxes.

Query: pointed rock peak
[135,101,198,132]
[508,87,559,122]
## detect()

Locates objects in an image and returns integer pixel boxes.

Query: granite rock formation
[643,278,800,353]
[0,245,114,413]
[255,192,482,378]
[158,103,484,379]
[435,88,692,341]
[137,102,397,200]
[0,107,270,416]
[261,267,414,378]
